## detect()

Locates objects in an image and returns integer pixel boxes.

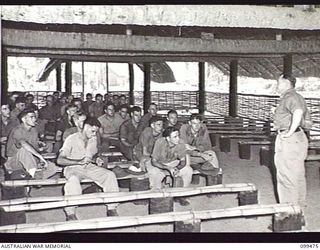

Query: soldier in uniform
[273,75,311,209]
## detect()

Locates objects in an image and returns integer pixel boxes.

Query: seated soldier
[119,106,144,160]
[34,109,53,153]
[145,126,193,193]
[10,96,26,121]
[179,114,219,171]
[139,103,158,131]
[1,100,19,159]
[98,102,123,151]
[164,109,183,130]
[134,116,164,164]
[88,94,104,118]
[57,117,119,221]
[5,109,60,180]
[62,111,86,141]
[115,104,130,124]
[82,93,94,115]
[25,94,38,111]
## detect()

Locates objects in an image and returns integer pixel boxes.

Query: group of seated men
[0,91,220,221]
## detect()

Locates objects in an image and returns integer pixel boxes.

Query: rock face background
[2,5,320,30]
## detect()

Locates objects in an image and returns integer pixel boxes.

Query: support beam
[229,60,238,117]
[1,48,8,100]
[283,54,293,78]
[56,65,62,92]
[3,28,320,58]
[143,63,151,114]
[106,63,109,93]
[65,61,72,95]
[128,63,135,105]
[81,62,85,99]
[198,62,206,115]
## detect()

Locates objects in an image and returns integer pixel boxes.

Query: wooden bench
[238,141,273,160]
[0,203,303,233]
[219,135,270,153]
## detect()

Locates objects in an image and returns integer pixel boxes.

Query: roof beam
[3,28,320,61]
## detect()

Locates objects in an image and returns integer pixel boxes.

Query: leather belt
[279,127,302,133]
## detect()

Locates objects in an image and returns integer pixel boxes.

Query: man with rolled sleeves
[273,75,311,209]
[146,126,193,193]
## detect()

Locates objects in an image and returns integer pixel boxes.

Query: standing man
[57,117,119,221]
[140,103,158,131]
[5,109,60,179]
[180,114,219,170]
[119,106,144,160]
[146,126,193,194]
[273,75,311,209]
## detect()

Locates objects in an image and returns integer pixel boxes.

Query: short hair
[84,117,101,128]
[163,126,179,138]
[15,96,26,104]
[130,106,141,114]
[167,109,178,116]
[17,109,35,123]
[65,103,78,111]
[149,103,157,108]
[281,74,296,87]
[72,97,82,104]
[72,111,86,122]
[86,93,93,98]
[25,94,34,99]
[149,116,164,126]
[104,102,115,110]
[119,94,126,98]
[189,113,203,122]
[11,91,20,97]
[95,93,103,99]
[46,95,54,99]
[119,104,129,110]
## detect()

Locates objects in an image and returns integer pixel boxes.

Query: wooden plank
[0,183,256,212]
[229,60,238,117]
[3,28,320,57]
[0,203,301,233]
[143,63,151,114]
[198,62,205,115]
[128,63,135,105]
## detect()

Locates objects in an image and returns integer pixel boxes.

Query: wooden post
[129,177,150,206]
[128,63,135,105]
[198,62,206,115]
[283,54,293,78]
[106,63,109,93]
[56,65,62,92]
[238,143,251,160]
[149,197,173,214]
[238,190,258,206]
[1,48,8,100]
[65,61,72,95]
[174,219,201,232]
[273,212,304,232]
[219,136,231,152]
[229,60,238,117]
[81,61,85,98]
[143,63,151,114]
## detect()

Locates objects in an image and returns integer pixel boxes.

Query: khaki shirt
[88,102,104,118]
[273,89,310,130]
[98,114,124,138]
[152,137,186,164]
[179,124,212,152]
[134,127,162,160]
[119,119,144,146]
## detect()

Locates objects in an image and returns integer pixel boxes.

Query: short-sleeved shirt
[59,132,98,160]
[273,89,310,130]
[139,112,153,131]
[62,127,78,141]
[88,102,104,118]
[119,119,144,146]
[0,116,19,138]
[134,127,163,160]
[10,108,21,120]
[6,124,39,157]
[82,100,93,115]
[98,114,124,138]
[151,137,187,164]
[179,124,212,152]
[26,103,38,110]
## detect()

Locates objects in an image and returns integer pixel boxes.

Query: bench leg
[259,146,272,167]
[239,143,251,160]
[273,212,304,232]
[149,197,174,214]
[0,186,27,226]
[205,173,223,186]
[130,177,150,205]
[173,176,184,188]
[191,175,201,185]
[238,190,258,206]
[220,137,231,152]
[174,219,201,232]
[209,133,217,147]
